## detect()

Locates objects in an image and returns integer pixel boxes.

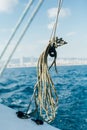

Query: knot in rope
[33,41,58,122]
[48,44,57,58]
[26,0,68,123]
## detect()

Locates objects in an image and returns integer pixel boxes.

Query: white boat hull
[0,104,60,130]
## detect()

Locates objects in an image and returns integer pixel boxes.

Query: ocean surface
[0,65,87,130]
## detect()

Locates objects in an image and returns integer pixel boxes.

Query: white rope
[0,0,44,76]
[53,0,63,37]
[0,0,33,61]
[50,0,63,41]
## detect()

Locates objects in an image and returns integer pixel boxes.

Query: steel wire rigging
[0,0,44,76]
[0,0,67,123]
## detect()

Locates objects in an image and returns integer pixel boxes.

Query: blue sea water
[0,65,87,130]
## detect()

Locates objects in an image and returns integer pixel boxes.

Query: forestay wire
[26,0,66,123]
[0,0,33,61]
[0,0,44,76]
[0,0,67,123]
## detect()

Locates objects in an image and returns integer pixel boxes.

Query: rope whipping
[26,0,67,123]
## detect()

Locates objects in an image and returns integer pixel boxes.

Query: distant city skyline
[0,0,87,60]
[5,56,87,68]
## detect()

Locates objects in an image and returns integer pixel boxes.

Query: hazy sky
[0,0,87,59]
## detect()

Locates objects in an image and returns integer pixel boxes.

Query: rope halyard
[50,0,63,41]
[0,0,67,123]
[35,42,58,122]
[26,0,67,123]
[26,37,67,123]
[16,36,67,123]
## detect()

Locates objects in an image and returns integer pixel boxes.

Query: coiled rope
[26,0,67,123]
[34,42,58,122]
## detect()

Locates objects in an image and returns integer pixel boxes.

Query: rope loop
[48,44,57,58]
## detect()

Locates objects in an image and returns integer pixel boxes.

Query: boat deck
[0,104,60,130]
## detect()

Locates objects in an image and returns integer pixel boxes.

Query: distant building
[6,57,87,68]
